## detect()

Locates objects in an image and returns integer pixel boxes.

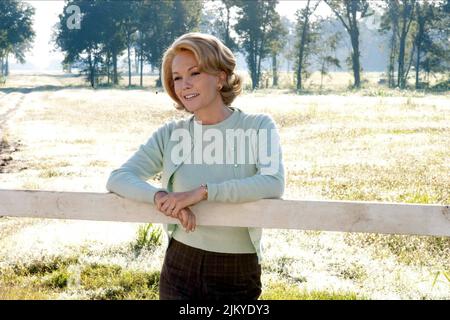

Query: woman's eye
[192,72,200,76]
[173,77,181,81]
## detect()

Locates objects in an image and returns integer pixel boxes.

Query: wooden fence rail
[0,189,449,237]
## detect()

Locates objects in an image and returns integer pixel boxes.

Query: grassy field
[0,73,449,299]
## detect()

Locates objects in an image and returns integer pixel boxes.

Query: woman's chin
[185,104,201,113]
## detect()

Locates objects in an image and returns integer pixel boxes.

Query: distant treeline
[0,0,35,80]
[1,0,449,91]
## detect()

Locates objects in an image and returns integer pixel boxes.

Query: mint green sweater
[106,107,285,263]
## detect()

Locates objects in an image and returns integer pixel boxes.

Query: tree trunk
[398,32,406,88]
[225,6,231,49]
[397,2,415,89]
[250,43,258,90]
[112,51,118,85]
[106,52,111,85]
[296,19,308,91]
[140,48,144,87]
[272,54,278,87]
[156,64,162,87]
[135,48,139,75]
[296,1,311,91]
[127,37,132,87]
[415,18,424,89]
[350,31,361,88]
[257,44,263,89]
[88,53,94,88]
[139,32,144,87]
[5,54,9,77]
[416,43,421,89]
[388,30,397,88]
[320,61,325,89]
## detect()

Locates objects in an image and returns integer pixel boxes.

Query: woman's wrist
[154,190,168,203]
[198,184,208,201]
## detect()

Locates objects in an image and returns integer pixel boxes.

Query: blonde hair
[162,32,242,111]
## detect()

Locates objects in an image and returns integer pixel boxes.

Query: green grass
[80,264,160,300]
[38,169,78,178]
[133,223,163,253]
[260,281,362,300]
[344,233,450,266]
[0,256,160,300]
[0,253,365,300]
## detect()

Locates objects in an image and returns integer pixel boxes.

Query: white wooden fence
[1,189,449,237]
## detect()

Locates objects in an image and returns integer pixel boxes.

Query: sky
[14,0,330,72]
[18,1,65,72]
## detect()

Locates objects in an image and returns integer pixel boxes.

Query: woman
[106,32,285,300]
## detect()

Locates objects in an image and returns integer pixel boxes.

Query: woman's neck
[194,105,232,125]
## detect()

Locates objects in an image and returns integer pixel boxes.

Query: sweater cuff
[150,188,168,204]
[205,182,218,202]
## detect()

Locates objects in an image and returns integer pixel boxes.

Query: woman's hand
[177,207,196,232]
[155,188,206,219]
[154,191,197,232]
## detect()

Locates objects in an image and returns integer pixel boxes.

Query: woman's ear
[217,71,227,86]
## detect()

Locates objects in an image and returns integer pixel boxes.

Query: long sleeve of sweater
[205,115,285,203]
[106,123,169,204]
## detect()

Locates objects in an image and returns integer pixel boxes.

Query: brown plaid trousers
[159,239,262,300]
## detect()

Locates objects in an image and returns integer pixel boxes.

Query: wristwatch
[200,183,208,200]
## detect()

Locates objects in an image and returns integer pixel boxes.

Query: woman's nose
[182,77,192,89]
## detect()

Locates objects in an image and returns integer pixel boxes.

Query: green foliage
[235,0,283,90]
[0,0,35,76]
[337,262,367,282]
[133,223,163,252]
[260,281,362,300]
[293,0,321,91]
[324,0,373,88]
[345,233,450,267]
[432,271,450,288]
[42,270,70,289]
[200,0,240,52]
[80,263,160,300]
[11,256,78,276]
[54,0,202,88]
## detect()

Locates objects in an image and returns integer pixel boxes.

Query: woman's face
[172,50,224,114]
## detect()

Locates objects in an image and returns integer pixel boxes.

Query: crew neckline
[190,107,240,130]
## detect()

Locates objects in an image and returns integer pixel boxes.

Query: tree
[413,1,434,88]
[200,0,241,52]
[396,0,416,89]
[55,1,112,87]
[0,0,35,79]
[235,0,281,90]
[294,0,321,91]
[118,1,140,87]
[315,29,341,89]
[411,0,449,89]
[324,0,372,88]
[379,0,400,87]
[141,0,202,87]
[267,11,287,87]
[96,0,127,85]
[279,16,296,85]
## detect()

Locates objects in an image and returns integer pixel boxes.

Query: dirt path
[0,74,66,226]
[0,93,25,170]
[0,74,68,169]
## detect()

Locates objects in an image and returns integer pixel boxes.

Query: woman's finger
[179,209,188,230]
[171,205,182,219]
[161,200,172,213]
[191,211,196,231]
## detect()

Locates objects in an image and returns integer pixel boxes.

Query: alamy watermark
[66,5,81,30]
[170,122,281,175]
